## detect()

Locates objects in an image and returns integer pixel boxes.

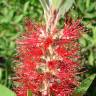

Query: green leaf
[14,15,23,23]
[0,68,3,80]
[86,0,90,8]
[86,2,96,12]
[88,50,94,66]
[23,1,30,14]
[84,13,96,19]
[27,90,33,96]
[52,0,62,9]
[59,0,74,16]
[39,0,49,12]
[93,27,96,44]
[83,34,92,42]
[0,84,16,96]
[73,74,96,96]
[77,0,85,13]
[79,38,86,47]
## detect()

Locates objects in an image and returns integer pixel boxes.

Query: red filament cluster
[15,20,82,96]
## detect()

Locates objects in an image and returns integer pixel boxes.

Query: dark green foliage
[72,0,96,76]
[69,0,96,95]
[0,0,43,91]
[0,0,96,95]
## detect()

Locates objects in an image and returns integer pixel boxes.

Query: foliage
[70,0,96,95]
[0,84,16,96]
[0,0,42,87]
[0,0,96,95]
[70,0,96,68]
[73,74,96,96]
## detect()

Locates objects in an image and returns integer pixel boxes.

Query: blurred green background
[0,0,96,96]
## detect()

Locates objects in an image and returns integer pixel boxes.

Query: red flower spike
[44,37,53,50]
[48,60,58,70]
[14,20,83,96]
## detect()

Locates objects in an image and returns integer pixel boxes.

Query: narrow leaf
[39,0,49,12]
[73,74,96,96]
[79,38,86,47]
[14,15,23,23]
[0,68,3,80]
[52,0,62,9]
[88,50,94,66]
[27,90,33,96]
[59,0,74,16]
[0,84,16,96]
[23,1,30,13]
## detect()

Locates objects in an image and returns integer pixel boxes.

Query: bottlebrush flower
[14,19,83,96]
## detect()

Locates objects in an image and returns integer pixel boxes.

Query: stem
[51,12,59,33]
